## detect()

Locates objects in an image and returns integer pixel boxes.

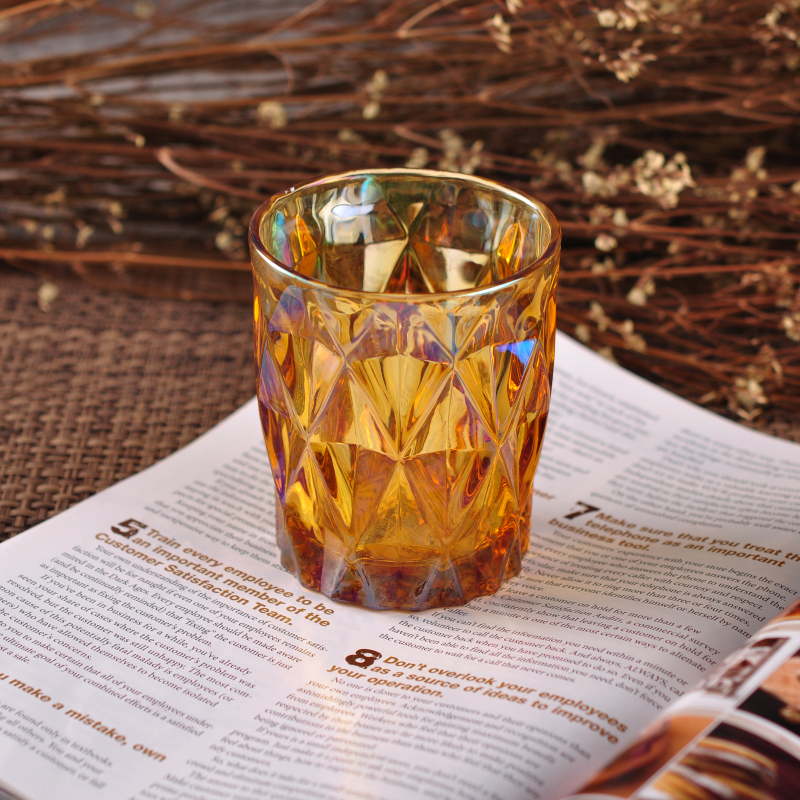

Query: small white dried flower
[362,70,389,119]
[597,9,618,27]
[405,147,429,169]
[584,165,631,197]
[506,0,524,12]
[589,204,613,225]
[591,256,615,275]
[759,4,800,48]
[215,231,233,251]
[606,39,656,83]
[133,0,155,19]
[627,286,649,306]
[631,149,694,208]
[439,129,462,149]
[643,150,664,171]
[257,101,287,129]
[488,13,513,53]
[581,138,607,170]
[588,301,612,332]
[625,0,651,20]
[746,146,766,174]
[338,128,364,143]
[366,69,389,97]
[552,159,572,180]
[583,171,625,197]
[734,376,768,411]
[582,172,607,196]
[627,279,655,306]
[597,346,617,363]
[765,6,782,26]
[782,312,800,341]
[75,224,94,248]
[38,282,59,312]
[575,324,592,343]
[626,333,647,352]
[439,129,464,171]
[595,233,618,252]
[619,319,647,352]
[612,207,629,228]
[461,140,484,175]
[728,206,750,222]
[44,189,66,205]
[437,130,483,174]
[530,148,572,181]
[362,100,381,120]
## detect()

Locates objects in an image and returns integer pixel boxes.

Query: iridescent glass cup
[250,169,559,610]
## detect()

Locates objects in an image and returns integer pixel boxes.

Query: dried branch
[1,0,799,422]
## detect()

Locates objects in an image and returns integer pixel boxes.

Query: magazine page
[0,334,799,800]
[567,600,800,800]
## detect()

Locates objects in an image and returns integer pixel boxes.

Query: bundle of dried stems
[1,0,799,424]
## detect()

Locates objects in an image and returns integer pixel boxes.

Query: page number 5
[110,518,147,538]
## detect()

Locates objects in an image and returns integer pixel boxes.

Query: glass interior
[257,172,553,294]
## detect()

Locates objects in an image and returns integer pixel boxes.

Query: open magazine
[1,333,799,800]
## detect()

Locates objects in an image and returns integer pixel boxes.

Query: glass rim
[249,167,561,302]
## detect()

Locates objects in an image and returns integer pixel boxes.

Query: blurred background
[1,0,799,538]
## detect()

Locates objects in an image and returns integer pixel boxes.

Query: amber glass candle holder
[250,169,560,610]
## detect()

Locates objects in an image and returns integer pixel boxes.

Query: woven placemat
[0,269,253,541]
[1,268,798,543]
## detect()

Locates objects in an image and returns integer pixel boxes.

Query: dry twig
[1,0,799,421]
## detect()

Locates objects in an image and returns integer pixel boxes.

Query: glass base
[276,511,530,611]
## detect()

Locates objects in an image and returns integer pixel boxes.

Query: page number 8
[345,649,382,668]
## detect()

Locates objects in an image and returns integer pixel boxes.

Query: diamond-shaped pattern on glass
[253,172,558,609]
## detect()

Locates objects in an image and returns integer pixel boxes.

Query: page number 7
[564,502,599,520]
